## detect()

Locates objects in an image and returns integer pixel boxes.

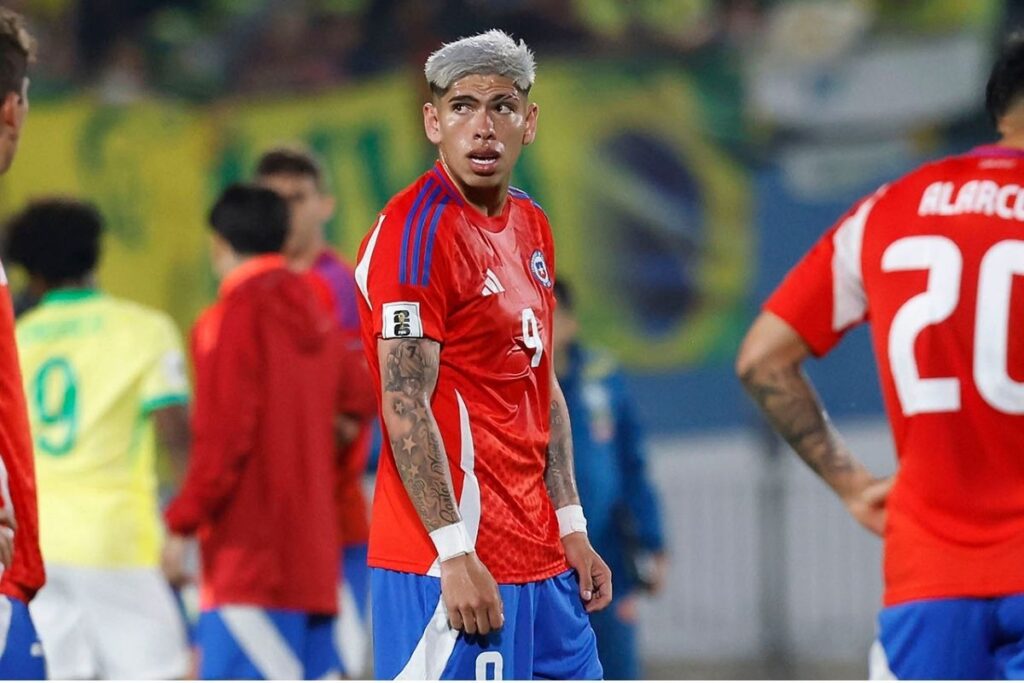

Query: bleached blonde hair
[424,29,535,95]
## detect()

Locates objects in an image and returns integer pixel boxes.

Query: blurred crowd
[6,0,736,102]
[8,0,1003,103]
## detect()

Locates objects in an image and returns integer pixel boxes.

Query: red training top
[766,145,1024,606]
[166,255,362,613]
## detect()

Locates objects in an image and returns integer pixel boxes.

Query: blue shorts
[197,606,340,680]
[0,596,45,679]
[372,568,602,680]
[873,595,1024,679]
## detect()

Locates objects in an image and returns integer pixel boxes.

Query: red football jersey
[0,263,43,602]
[355,162,567,584]
[766,145,1024,606]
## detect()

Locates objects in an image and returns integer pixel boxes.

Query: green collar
[41,288,101,304]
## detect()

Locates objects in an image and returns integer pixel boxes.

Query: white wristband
[556,505,588,537]
[429,521,473,562]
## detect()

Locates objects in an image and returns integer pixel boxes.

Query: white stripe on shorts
[395,597,458,680]
[0,596,11,662]
[869,639,897,680]
[220,606,303,680]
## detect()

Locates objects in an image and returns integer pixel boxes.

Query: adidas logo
[481,269,505,296]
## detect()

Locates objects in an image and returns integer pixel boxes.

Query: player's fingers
[577,562,595,602]
[0,508,16,532]
[864,477,894,505]
[460,606,478,635]
[446,605,464,632]
[591,576,614,612]
[586,563,613,612]
[486,603,504,631]
[474,606,492,635]
[586,584,611,613]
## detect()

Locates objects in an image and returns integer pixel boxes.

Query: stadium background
[2,0,1018,677]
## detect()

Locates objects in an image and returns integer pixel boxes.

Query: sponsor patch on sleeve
[382,301,423,339]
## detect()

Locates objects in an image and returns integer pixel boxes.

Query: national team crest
[530,250,551,288]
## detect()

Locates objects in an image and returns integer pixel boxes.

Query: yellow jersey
[17,289,189,568]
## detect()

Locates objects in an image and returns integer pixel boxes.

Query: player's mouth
[468,150,500,174]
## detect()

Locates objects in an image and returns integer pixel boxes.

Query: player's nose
[473,111,496,140]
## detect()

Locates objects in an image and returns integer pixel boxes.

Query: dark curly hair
[4,198,102,284]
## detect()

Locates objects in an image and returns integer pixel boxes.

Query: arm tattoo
[739,363,854,480]
[380,339,460,532]
[546,389,581,509]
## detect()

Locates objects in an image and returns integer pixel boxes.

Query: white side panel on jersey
[974,240,1024,414]
[868,640,896,680]
[355,215,385,308]
[220,606,304,680]
[831,191,883,332]
[395,597,458,680]
[427,390,480,578]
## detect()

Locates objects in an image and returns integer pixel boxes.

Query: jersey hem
[884,581,1024,607]
[368,555,569,585]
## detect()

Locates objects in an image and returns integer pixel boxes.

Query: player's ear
[522,103,539,146]
[318,193,336,222]
[1,91,20,130]
[424,102,442,145]
[209,234,233,280]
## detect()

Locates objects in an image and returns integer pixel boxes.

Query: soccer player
[737,32,1024,679]
[163,184,370,679]
[8,199,191,679]
[255,147,375,675]
[0,8,46,678]
[552,279,667,680]
[355,30,611,680]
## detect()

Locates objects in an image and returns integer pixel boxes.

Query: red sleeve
[364,210,454,343]
[764,195,875,357]
[165,296,262,534]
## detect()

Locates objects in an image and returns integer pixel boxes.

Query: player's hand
[440,552,504,636]
[843,476,893,537]
[161,533,194,588]
[562,532,612,613]
[334,414,362,447]
[0,506,15,571]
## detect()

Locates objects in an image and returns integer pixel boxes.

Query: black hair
[0,8,33,100]
[209,183,289,255]
[986,30,1024,126]
[4,198,102,284]
[553,279,574,312]
[255,147,326,191]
